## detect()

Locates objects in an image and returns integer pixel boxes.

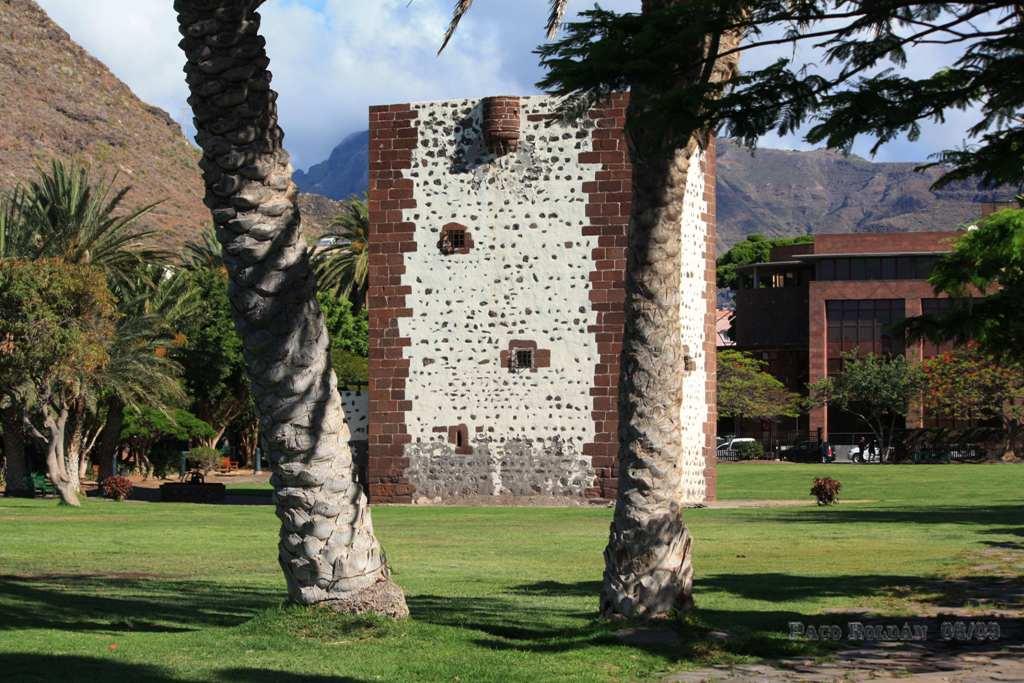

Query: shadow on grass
[0,574,279,633]
[407,589,842,662]
[699,572,1024,612]
[408,573,1023,662]
[760,504,1023,527]
[0,655,368,682]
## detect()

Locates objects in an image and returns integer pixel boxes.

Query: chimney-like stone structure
[482,96,521,156]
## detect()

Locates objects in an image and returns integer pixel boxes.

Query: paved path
[665,642,1024,682]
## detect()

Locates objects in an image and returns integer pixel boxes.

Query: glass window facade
[826,299,905,374]
[815,255,940,281]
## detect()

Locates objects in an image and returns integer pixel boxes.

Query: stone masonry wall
[367,94,717,504]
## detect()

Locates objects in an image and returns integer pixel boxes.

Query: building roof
[716,309,735,347]
[811,231,959,256]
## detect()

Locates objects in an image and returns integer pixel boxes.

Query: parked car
[717,437,757,453]
[717,437,761,461]
[850,441,892,463]
[783,440,835,463]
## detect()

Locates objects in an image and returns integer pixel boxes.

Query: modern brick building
[365,94,718,504]
[730,231,962,444]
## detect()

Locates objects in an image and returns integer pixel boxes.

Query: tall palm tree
[175,1,407,616]
[94,267,195,482]
[443,0,740,618]
[313,198,370,311]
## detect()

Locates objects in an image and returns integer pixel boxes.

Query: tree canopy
[922,344,1024,455]
[904,206,1024,362]
[175,264,248,446]
[809,352,926,450]
[536,2,1024,190]
[314,198,370,311]
[718,350,802,421]
[0,259,117,405]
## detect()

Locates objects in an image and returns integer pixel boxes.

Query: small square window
[513,348,534,372]
[448,230,466,250]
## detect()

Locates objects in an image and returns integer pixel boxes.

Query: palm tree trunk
[96,397,125,481]
[175,0,407,615]
[600,137,701,619]
[600,0,739,619]
[2,405,31,498]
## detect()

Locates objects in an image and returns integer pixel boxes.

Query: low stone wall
[159,483,226,504]
[405,437,594,500]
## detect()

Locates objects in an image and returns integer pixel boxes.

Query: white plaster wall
[677,150,710,505]
[398,96,602,495]
[340,390,368,441]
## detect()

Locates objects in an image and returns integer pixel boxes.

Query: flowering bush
[101,476,133,502]
[811,477,842,506]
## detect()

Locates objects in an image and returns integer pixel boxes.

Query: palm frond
[440,0,569,52]
[185,223,223,271]
[439,0,475,54]
[546,0,570,39]
[0,186,32,259]
[14,160,166,288]
[313,198,370,309]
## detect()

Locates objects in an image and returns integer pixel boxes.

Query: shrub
[101,476,133,502]
[148,446,183,479]
[187,447,222,474]
[332,348,369,390]
[811,477,842,505]
[735,441,765,460]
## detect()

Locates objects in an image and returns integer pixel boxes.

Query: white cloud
[259,0,527,168]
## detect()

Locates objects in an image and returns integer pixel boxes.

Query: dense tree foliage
[716,234,814,289]
[318,290,369,390]
[904,206,1024,363]
[0,259,117,505]
[810,352,926,454]
[717,349,802,422]
[922,345,1024,457]
[535,2,1024,191]
[175,265,248,448]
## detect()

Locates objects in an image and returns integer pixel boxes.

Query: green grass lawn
[0,464,1020,682]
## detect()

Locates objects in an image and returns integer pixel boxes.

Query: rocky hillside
[715,140,1010,249]
[294,131,369,201]
[0,0,342,250]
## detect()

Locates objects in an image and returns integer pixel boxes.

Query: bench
[218,457,238,474]
[30,473,57,497]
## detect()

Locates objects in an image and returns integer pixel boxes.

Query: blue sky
[36,0,977,171]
